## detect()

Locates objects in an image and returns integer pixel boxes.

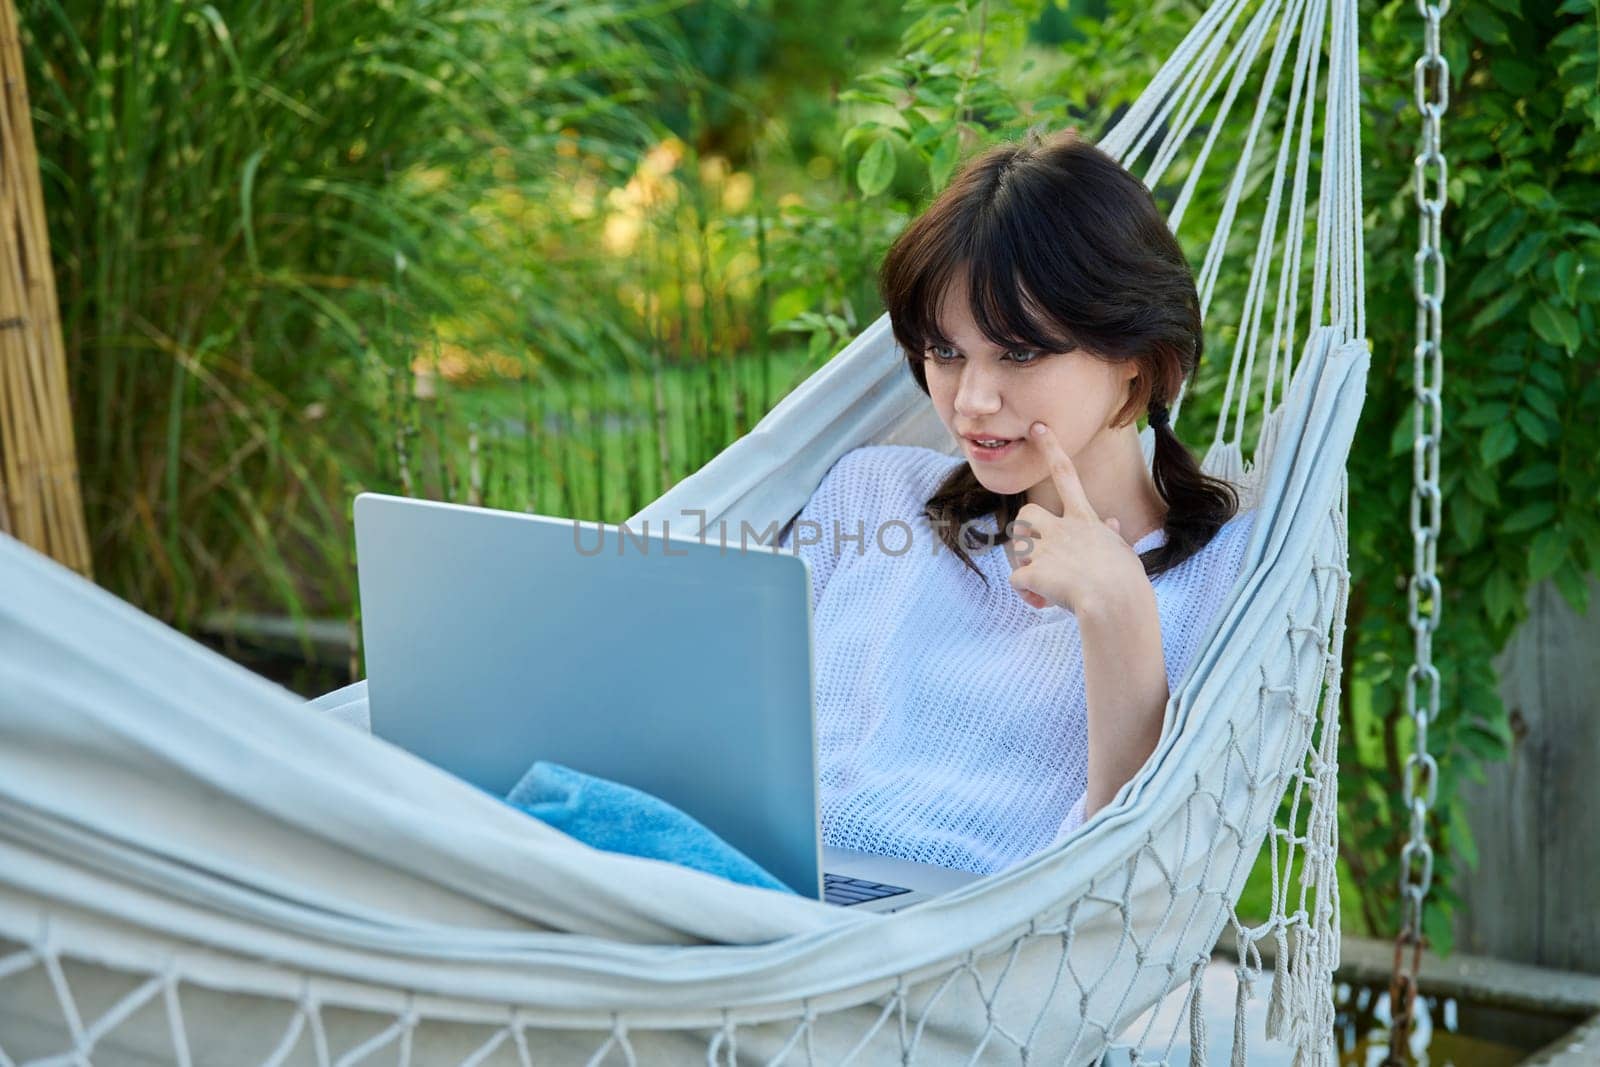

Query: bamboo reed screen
[0,0,91,576]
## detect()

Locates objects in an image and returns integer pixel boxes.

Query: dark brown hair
[880,128,1238,582]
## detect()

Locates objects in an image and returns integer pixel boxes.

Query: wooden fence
[1457,577,1600,974]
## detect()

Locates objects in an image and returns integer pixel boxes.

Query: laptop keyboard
[823,872,913,906]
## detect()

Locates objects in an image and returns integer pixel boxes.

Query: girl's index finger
[1029,421,1099,518]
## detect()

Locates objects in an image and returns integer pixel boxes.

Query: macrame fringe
[1230,966,1252,1067]
[1189,956,1209,1067]
[1264,924,1293,1040]
[1271,901,1337,1065]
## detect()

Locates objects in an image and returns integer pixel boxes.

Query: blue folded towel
[502,761,795,894]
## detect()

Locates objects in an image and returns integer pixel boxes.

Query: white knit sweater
[778,444,1256,875]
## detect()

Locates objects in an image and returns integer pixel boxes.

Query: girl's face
[924,283,1139,514]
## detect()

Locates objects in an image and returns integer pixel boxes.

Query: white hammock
[0,0,1368,1061]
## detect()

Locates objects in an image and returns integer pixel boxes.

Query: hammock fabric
[0,0,1368,1061]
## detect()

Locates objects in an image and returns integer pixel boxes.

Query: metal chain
[1386,1,1450,1062]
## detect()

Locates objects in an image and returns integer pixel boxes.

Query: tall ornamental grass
[21,0,693,628]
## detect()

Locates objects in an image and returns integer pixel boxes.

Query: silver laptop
[353,492,980,912]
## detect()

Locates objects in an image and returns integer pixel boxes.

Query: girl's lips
[964,436,1022,460]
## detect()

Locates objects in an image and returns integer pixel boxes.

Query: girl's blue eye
[926,346,1042,365]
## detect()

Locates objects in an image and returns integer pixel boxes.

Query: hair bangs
[880,211,970,358]
[882,211,1083,360]
[963,238,1083,356]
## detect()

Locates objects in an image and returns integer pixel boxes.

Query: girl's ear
[1110,369,1147,429]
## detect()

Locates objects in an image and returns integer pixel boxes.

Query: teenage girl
[779,129,1254,875]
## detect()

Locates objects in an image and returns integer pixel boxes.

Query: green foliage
[840,0,1053,196]
[661,0,908,162]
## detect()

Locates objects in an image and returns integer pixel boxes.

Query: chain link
[1387,2,1450,1063]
